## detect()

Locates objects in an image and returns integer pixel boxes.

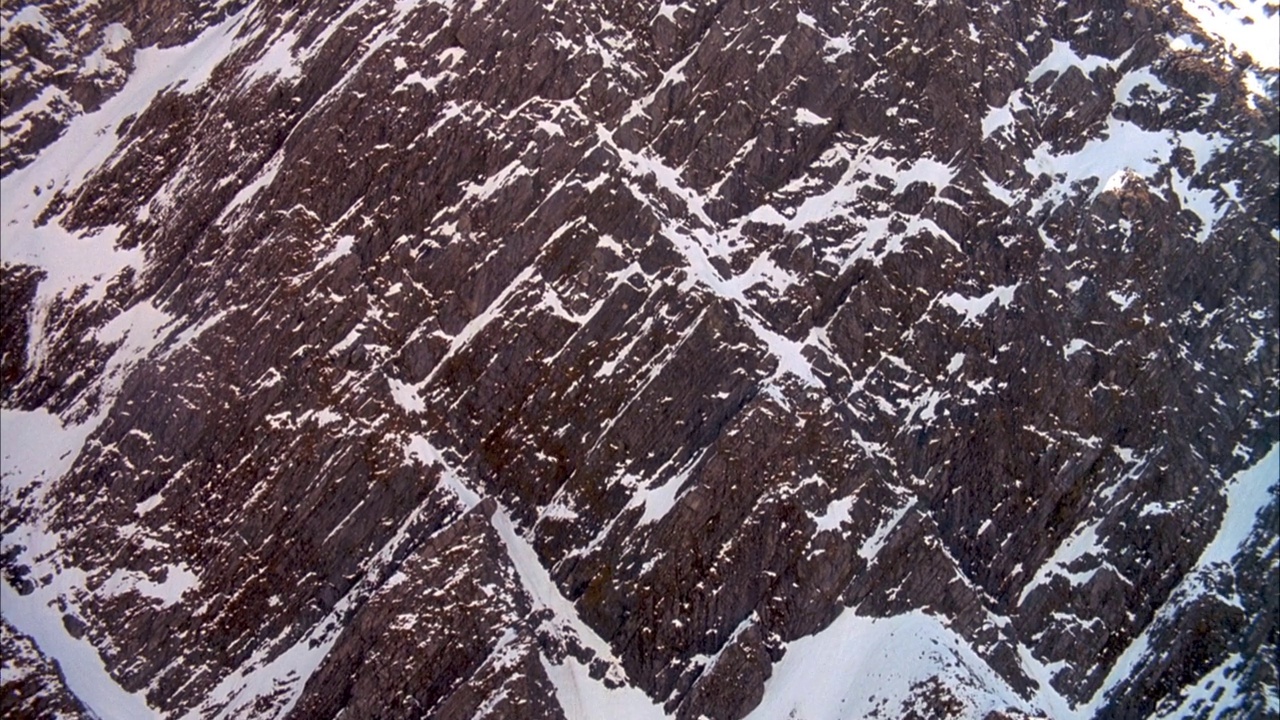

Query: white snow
[1026,119,1173,197]
[812,495,854,532]
[1179,0,1280,69]
[983,89,1024,137]
[0,409,95,496]
[608,130,823,388]
[405,434,480,509]
[982,102,1017,137]
[464,157,530,200]
[625,449,711,527]
[1027,40,1117,84]
[1193,443,1278,568]
[135,493,165,516]
[241,30,303,83]
[633,471,688,526]
[1024,116,1232,242]
[795,107,828,125]
[540,654,668,720]
[2,6,54,37]
[0,13,326,719]
[1114,67,1168,103]
[0,221,147,370]
[414,263,539,391]
[316,234,356,269]
[99,563,201,608]
[388,376,426,413]
[938,284,1019,325]
[91,300,178,411]
[1108,290,1137,310]
[1152,652,1268,718]
[404,437,665,718]
[891,156,956,191]
[0,4,271,406]
[0,3,1272,719]
[170,12,251,95]
[0,407,163,720]
[858,501,912,561]
[185,450,470,719]
[162,308,230,359]
[0,582,160,719]
[1019,517,1108,605]
[1102,168,1138,194]
[1064,338,1092,358]
[220,155,283,226]
[743,610,1036,720]
[769,143,955,236]
[903,388,947,425]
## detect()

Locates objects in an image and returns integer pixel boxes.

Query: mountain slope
[1,0,1277,718]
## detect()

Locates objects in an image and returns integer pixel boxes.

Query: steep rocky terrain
[1,0,1277,718]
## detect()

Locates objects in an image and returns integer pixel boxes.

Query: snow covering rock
[0,618,91,720]
[0,0,1276,718]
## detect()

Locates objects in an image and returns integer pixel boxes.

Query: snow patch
[1028,40,1118,84]
[744,610,1037,720]
[242,30,302,83]
[0,409,96,496]
[1194,443,1279,568]
[858,501,912,561]
[541,655,667,720]
[812,495,854,532]
[1084,445,1279,715]
[100,564,200,607]
[1,582,160,720]
[795,107,827,125]
[1179,0,1280,69]
[1064,338,1092,359]
[938,284,1019,325]
[317,234,356,269]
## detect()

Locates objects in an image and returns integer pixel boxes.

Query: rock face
[0,0,1276,718]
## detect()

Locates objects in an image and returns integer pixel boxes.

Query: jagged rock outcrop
[1,0,1276,718]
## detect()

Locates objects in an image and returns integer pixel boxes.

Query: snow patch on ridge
[0,411,166,719]
[1192,443,1280,569]
[858,500,912,561]
[1019,519,1108,605]
[938,284,1019,325]
[1028,39,1120,84]
[540,655,668,720]
[743,610,1036,720]
[812,495,854,532]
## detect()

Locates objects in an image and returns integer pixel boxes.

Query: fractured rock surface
[0,0,1276,718]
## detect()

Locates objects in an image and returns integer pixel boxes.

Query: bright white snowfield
[1,0,1277,719]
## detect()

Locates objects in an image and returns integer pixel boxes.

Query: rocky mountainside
[1,0,1277,718]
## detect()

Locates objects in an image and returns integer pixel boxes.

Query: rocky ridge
[0,0,1277,718]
